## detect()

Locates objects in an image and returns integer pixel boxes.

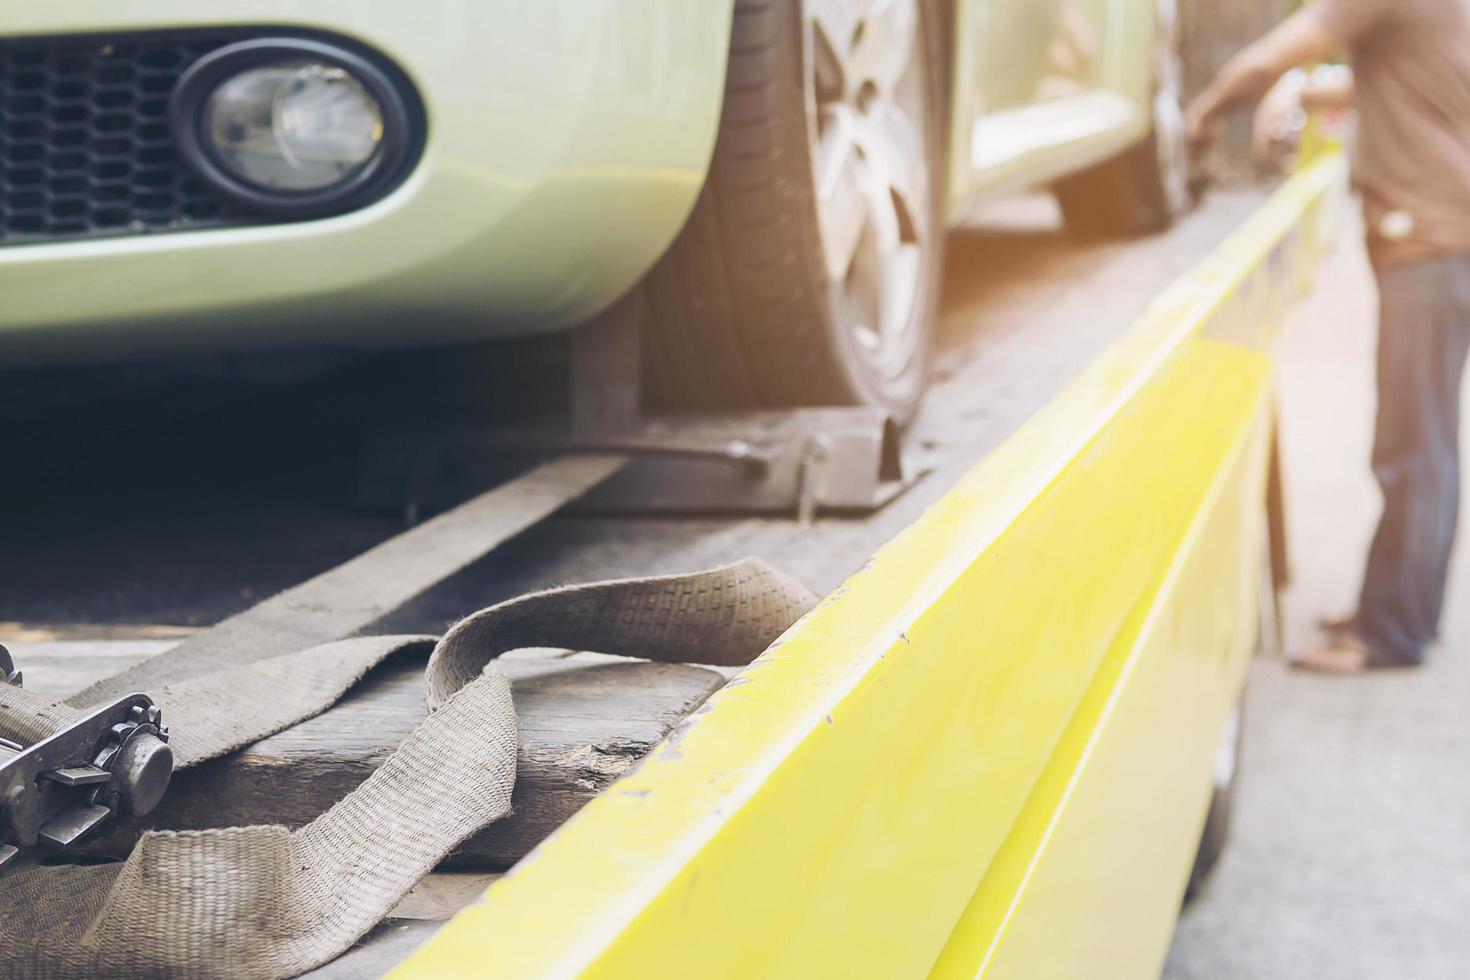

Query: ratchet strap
[2,456,631,862]
[0,457,819,979]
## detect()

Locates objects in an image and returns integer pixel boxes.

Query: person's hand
[1252,68,1309,166]
[1184,96,1223,159]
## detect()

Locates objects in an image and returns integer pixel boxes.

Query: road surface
[1164,223,1470,979]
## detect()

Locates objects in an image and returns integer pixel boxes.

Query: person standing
[1186,0,1470,672]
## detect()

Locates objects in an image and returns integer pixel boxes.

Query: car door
[947,0,1155,219]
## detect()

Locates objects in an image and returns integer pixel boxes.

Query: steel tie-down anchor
[360,304,928,525]
[0,645,173,870]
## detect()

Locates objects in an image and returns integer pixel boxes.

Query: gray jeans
[1356,252,1470,665]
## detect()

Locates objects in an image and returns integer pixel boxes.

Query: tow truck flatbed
[0,157,1344,978]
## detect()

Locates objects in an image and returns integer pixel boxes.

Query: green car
[0,0,1187,420]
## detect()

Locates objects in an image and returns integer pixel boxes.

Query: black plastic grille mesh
[0,31,262,246]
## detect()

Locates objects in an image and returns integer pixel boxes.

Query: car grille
[0,31,263,247]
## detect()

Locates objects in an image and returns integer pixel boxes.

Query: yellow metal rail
[397,154,1348,979]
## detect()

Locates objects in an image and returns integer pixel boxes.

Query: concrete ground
[1163,228,1470,976]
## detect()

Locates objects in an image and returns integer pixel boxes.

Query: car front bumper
[0,1,731,365]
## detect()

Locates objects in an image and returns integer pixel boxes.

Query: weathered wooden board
[390,871,503,921]
[306,919,443,980]
[9,640,731,869]
[296,873,502,978]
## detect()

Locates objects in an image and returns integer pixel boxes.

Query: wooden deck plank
[391,871,503,921]
[297,873,503,978]
[9,641,731,869]
[306,920,443,979]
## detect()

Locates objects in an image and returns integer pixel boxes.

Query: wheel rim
[1153,0,1191,218]
[805,0,932,388]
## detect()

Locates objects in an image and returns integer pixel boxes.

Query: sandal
[1292,629,1374,674]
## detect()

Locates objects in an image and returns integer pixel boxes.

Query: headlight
[171,38,421,216]
[204,62,384,192]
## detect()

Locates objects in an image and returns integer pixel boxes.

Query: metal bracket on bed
[361,302,926,523]
[367,406,918,525]
[0,647,173,870]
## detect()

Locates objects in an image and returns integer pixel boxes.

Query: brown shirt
[1312,0,1470,265]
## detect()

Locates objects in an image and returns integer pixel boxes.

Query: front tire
[641,0,949,424]
[1055,0,1191,238]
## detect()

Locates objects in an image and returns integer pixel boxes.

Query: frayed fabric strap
[0,558,817,979]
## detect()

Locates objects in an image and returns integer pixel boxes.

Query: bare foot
[1292,631,1372,674]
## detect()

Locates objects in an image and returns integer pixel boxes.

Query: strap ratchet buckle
[0,645,173,870]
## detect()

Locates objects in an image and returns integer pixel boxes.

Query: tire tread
[642,0,947,418]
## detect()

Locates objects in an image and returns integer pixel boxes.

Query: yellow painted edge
[933,346,1274,978]
[395,153,1348,979]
